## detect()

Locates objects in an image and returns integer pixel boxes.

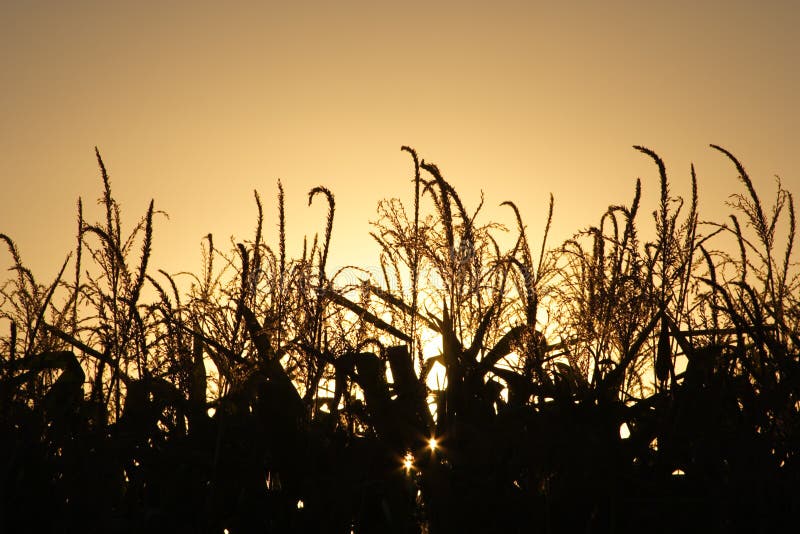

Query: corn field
[1,145,798,533]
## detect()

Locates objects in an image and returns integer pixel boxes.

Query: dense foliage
[1,146,798,532]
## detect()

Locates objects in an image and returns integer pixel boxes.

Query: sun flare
[402,451,414,472]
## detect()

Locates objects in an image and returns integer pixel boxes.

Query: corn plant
[1,144,798,533]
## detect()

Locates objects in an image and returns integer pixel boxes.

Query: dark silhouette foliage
[1,145,798,532]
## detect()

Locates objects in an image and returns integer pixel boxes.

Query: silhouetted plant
[1,144,798,533]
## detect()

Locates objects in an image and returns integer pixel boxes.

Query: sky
[1,0,798,285]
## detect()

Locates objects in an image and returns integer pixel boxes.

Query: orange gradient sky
[1,1,798,281]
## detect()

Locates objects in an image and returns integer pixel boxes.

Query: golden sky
[1,1,798,281]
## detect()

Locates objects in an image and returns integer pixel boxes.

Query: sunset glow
[0,3,796,280]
